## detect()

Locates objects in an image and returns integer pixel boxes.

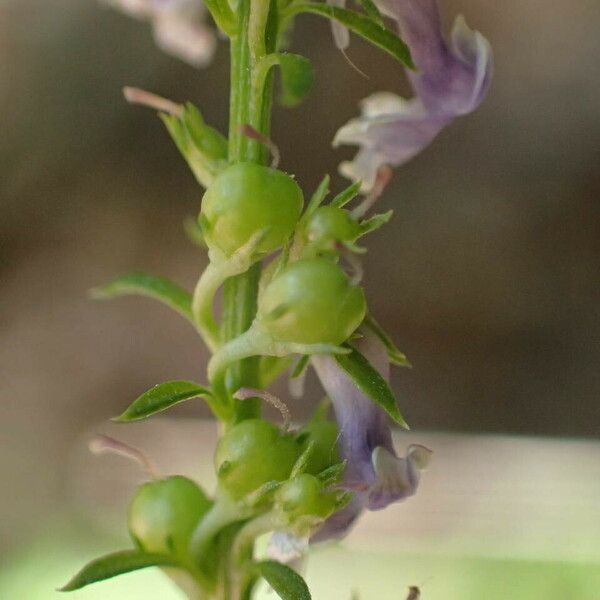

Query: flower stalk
[64,0,492,597]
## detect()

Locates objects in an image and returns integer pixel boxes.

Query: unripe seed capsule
[275,473,337,520]
[306,205,361,247]
[200,162,303,257]
[214,419,301,500]
[128,476,211,559]
[259,258,366,345]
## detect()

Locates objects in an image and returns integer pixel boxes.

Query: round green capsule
[275,473,337,520]
[215,419,301,500]
[200,162,303,257]
[306,205,361,248]
[259,258,366,345]
[128,476,212,559]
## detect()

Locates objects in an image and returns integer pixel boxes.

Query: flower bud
[200,162,303,257]
[128,475,212,558]
[259,258,366,345]
[215,419,301,500]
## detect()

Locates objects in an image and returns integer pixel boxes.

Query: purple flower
[334,1,493,190]
[101,0,216,67]
[311,329,431,541]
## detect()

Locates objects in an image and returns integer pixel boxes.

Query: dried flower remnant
[334,0,493,190]
[101,0,216,67]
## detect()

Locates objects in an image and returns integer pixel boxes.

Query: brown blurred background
[1,0,599,561]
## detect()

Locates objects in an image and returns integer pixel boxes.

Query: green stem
[222,0,276,421]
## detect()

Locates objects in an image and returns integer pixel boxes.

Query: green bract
[215,419,301,499]
[128,476,212,559]
[200,162,303,257]
[275,473,337,520]
[297,420,340,475]
[259,258,366,345]
[306,205,361,249]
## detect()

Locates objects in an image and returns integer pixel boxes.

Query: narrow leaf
[59,550,178,591]
[356,0,384,26]
[291,355,310,379]
[287,4,413,68]
[115,380,212,422]
[334,346,409,428]
[303,175,330,219]
[364,315,411,367]
[330,181,361,208]
[254,560,312,600]
[277,54,315,106]
[317,461,346,486]
[91,273,193,324]
[358,210,393,236]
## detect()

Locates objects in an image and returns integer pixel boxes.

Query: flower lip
[310,327,431,541]
[333,0,493,191]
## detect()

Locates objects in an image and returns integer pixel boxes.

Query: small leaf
[254,560,312,600]
[59,550,179,591]
[114,380,212,422]
[303,175,331,220]
[91,273,193,324]
[317,461,346,486]
[334,346,409,428]
[364,315,411,367]
[287,4,413,68]
[160,103,228,187]
[330,181,361,208]
[291,440,315,477]
[182,102,228,161]
[356,0,384,27]
[276,53,315,107]
[359,210,393,237]
[291,355,310,379]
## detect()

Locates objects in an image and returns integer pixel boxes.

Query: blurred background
[1,0,599,598]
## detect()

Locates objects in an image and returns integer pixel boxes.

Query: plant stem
[222,0,272,421]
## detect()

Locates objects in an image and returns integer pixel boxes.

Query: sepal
[161,102,228,188]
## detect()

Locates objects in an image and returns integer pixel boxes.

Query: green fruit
[259,258,366,345]
[200,162,303,257]
[275,474,337,520]
[128,476,211,559]
[215,419,301,499]
[306,206,361,247]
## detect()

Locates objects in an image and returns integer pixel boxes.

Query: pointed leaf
[254,560,312,600]
[317,461,346,486]
[277,54,315,107]
[115,380,212,422]
[330,181,361,208]
[59,550,179,591]
[356,0,384,27]
[301,175,330,223]
[291,355,310,379]
[334,346,409,428]
[287,4,413,68]
[358,210,393,237]
[182,103,228,161]
[364,315,411,367]
[91,273,193,324]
